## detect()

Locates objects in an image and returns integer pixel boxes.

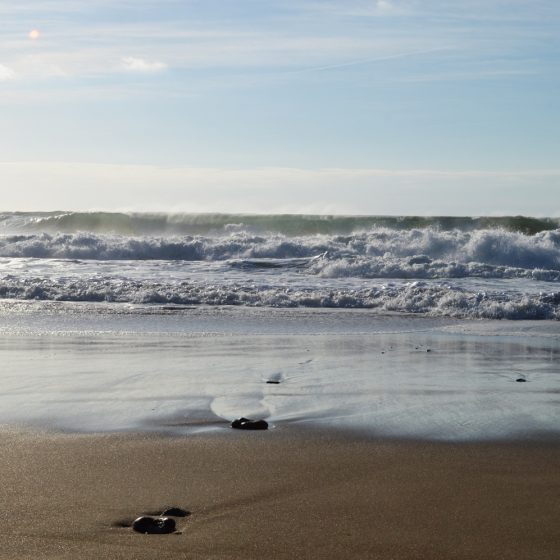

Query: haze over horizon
[1,1,558,215]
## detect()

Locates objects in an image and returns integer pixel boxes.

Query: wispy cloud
[376,0,399,14]
[0,0,180,15]
[0,0,557,176]
[308,0,560,22]
[121,56,168,73]
[0,64,16,81]
[304,0,408,18]
[0,25,447,82]
[0,0,551,88]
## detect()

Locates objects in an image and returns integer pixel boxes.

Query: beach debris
[161,507,189,517]
[266,380,280,384]
[299,358,313,365]
[231,417,269,430]
[426,348,432,352]
[132,516,176,534]
[515,378,527,383]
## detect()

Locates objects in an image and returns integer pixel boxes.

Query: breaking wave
[0,276,558,319]
[1,211,559,318]
[0,228,559,280]
[1,211,559,236]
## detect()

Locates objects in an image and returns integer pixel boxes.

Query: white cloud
[376,1,396,13]
[309,0,408,17]
[121,56,168,73]
[0,64,16,81]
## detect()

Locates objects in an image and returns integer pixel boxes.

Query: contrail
[291,47,453,74]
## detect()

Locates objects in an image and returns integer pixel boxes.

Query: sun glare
[28,29,40,40]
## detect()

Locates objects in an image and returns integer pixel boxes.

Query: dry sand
[0,428,558,559]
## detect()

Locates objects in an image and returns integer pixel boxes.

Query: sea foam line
[1,276,558,319]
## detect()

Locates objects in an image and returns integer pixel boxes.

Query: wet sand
[0,428,558,559]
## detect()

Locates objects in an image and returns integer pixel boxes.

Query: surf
[1,211,559,236]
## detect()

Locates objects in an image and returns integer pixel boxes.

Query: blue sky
[1,0,559,214]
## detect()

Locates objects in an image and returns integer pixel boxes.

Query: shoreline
[0,317,558,439]
[1,426,559,559]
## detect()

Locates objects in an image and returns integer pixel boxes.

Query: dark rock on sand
[161,507,189,517]
[266,380,280,384]
[516,378,527,383]
[231,417,269,430]
[132,516,176,534]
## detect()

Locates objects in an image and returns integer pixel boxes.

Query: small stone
[132,516,176,534]
[231,417,269,430]
[426,349,431,353]
[161,507,189,517]
[266,380,280,384]
[516,378,527,383]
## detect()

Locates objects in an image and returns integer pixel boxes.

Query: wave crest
[1,228,559,280]
[1,211,559,236]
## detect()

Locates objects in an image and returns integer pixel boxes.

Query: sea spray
[1,211,559,236]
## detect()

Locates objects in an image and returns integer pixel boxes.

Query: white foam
[0,226,559,318]
[1,228,559,273]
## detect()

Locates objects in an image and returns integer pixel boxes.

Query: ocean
[1,211,559,318]
[0,211,559,439]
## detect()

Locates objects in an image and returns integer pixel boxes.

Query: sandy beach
[0,307,558,558]
[0,427,558,559]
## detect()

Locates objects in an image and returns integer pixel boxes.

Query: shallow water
[0,304,558,440]
[1,211,559,438]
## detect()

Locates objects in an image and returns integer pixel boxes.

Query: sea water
[0,212,559,439]
[1,211,559,318]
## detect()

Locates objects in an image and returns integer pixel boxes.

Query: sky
[0,0,559,215]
